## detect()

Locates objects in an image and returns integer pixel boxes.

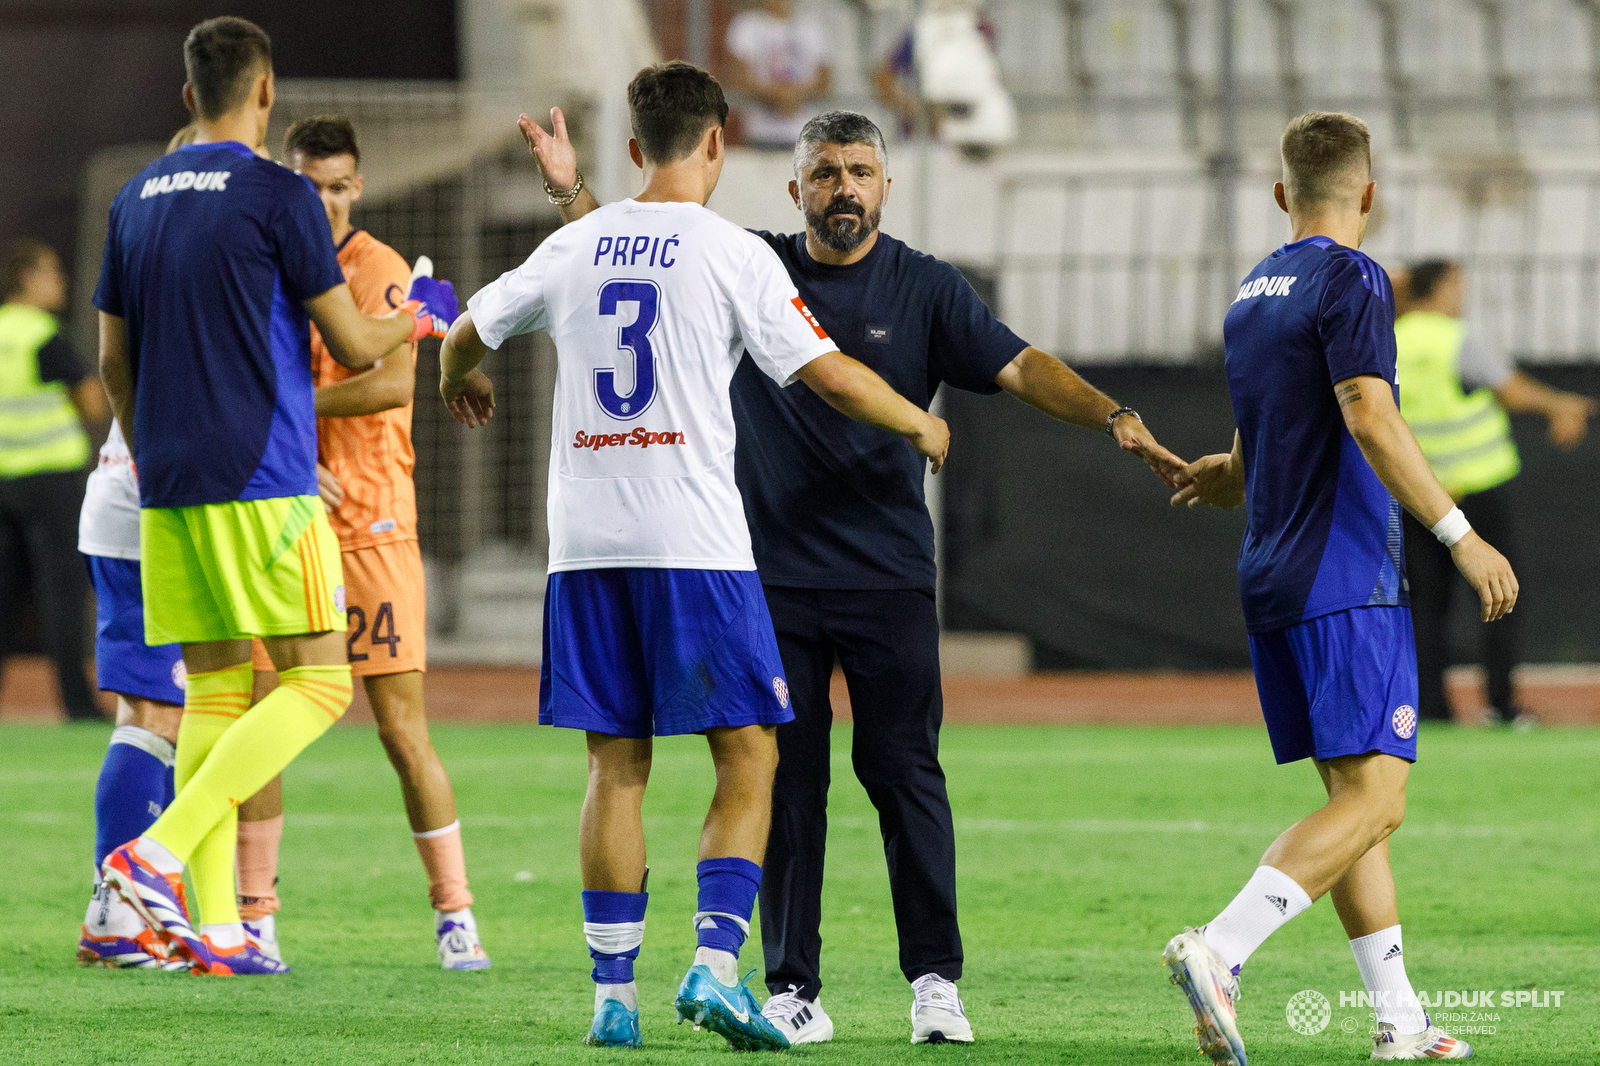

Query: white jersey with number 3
[468,198,837,572]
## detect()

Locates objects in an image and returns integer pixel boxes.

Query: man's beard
[805,195,881,254]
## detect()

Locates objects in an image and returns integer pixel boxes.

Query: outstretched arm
[304,284,414,371]
[1493,370,1596,450]
[796,350,949,472]
[996,346,1187,486]
[519,108,601,224]
[1336,374,1517,621]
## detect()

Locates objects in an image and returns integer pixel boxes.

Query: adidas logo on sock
[1266,894,1289,915]
[1383,944,1403,961]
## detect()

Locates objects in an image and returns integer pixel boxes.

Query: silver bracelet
[544,172,584,207]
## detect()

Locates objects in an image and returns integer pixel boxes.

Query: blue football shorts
[1248,604,1419,765]
[85,554,186,706]
[539,567,794,738]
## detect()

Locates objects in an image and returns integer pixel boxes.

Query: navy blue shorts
[539,568,793,738]
[1248,605,1419,765]
[86,554,186,705]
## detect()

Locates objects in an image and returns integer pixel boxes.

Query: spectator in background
[873,0,1016,158]
[0,239,107,720]
[724,0,833,150]
[1395,259,1596,725]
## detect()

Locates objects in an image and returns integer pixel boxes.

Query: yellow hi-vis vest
[0,303,89,478]
[1394,311,1520,498]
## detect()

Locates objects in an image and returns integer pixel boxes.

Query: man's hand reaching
[1170,452,1246,510]
[519,107,578,193]
[1112,416,1187,488]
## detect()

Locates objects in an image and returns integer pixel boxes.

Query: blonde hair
[1280,111,1371,207]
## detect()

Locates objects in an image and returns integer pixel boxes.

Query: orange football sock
[413,820,473,912]
[236,814,283,920]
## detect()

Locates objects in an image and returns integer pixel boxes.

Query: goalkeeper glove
[401,255,458,341]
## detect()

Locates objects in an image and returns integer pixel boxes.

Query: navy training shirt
[93,141,346,509]
[732,231,1028,590]
[1224,235,1407,634]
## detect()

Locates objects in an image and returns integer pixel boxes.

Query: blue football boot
[584,994,643,1047]
[674,965,790,1052]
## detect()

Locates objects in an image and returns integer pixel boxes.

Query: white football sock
[596,981,639,1011]
[1202,865,1313,971]
[201,922,245,949]
[694,945,739,985]
[132,835,184,877]
[1350,925,1427,1035]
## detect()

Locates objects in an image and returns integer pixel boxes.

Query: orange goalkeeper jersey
[312,229,418,551]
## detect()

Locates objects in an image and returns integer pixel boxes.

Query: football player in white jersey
[439,63,947,1051]
[75,417,187,970]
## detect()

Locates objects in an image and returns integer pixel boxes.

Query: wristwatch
[1105,406,1142,437]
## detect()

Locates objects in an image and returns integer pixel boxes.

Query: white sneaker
[436,908,491,971]
[761,985,835,1044]
[1372,1019,1473,1059]
[1163,928,1246,1066]
[910,974,973,1044]
[241,914,283,965]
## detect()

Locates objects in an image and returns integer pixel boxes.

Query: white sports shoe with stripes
[1163,928,1246,1066]
[1372,1019,1473,1059]
[760,986,834,1044]
[911,974,974,1044]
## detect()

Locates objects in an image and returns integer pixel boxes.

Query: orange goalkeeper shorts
[251,539,427,678]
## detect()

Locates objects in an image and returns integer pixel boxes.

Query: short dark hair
[285,115,361,168]
[184,17,273,120]
[1,240,55,300]
[627,62,728,166]
[1408,259,1459,303]
[1280,111,1371,206]
[793,111,888,178]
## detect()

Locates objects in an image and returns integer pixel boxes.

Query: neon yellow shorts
[140,495,346,645]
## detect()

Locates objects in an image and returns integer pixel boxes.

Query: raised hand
[519,107,578,192]
[402,256,459,341]
[442,367,495,429]
[1170,452,1245,510]
[1112,418,1188,488]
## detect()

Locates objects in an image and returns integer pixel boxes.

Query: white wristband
[1431,506,1471,547]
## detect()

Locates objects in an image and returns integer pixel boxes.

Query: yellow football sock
[147,664,351,866]
[167,663,253,925]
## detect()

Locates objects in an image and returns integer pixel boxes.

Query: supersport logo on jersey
[573,428,687,451]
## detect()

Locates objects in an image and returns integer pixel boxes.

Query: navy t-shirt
[732,231,1028,590]
[1224,236,1407,634]
[93,141,345,508]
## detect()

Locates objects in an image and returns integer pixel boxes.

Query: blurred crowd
[721,0,1017,156]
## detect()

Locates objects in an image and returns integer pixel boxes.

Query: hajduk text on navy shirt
[93,141,345,509]
[1223,235,1407,634]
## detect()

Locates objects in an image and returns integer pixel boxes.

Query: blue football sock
[694,857,761,957]
[583,889,648,985]
[93,726,176,875]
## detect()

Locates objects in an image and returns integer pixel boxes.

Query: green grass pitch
[2,721,1595,1064]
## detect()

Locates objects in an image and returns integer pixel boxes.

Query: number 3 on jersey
[596,279,661,420]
